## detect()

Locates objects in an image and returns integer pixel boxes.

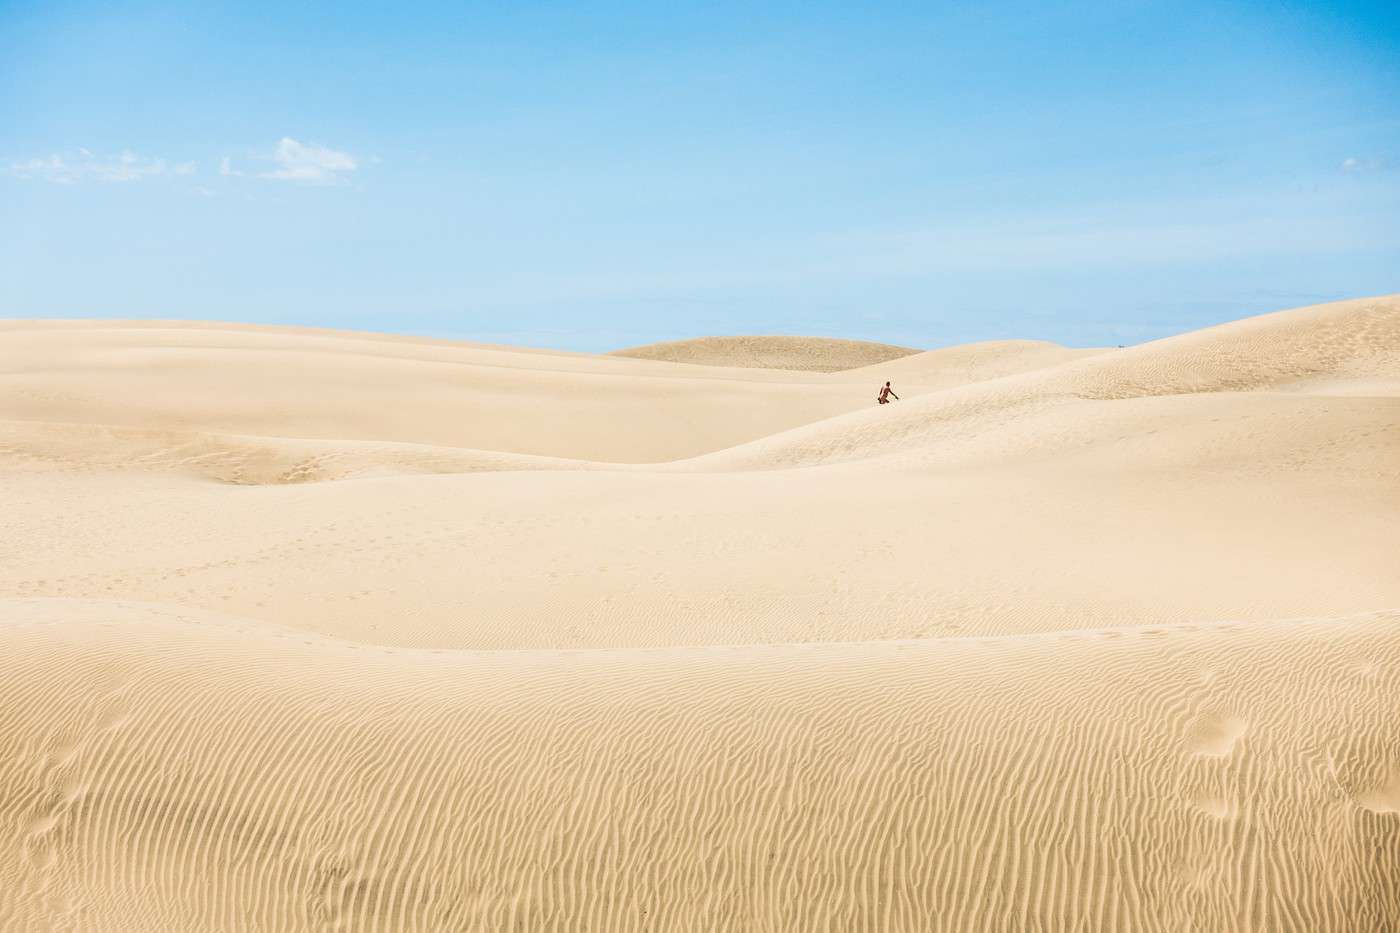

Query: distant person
[877,381,899,404]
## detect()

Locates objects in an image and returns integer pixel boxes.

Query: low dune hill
[609,334,921,372]
[1,295,1398,931]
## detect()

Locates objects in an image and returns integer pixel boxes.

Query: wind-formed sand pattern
[1,295,1398,930]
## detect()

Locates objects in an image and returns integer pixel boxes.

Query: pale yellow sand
[1,295,1397,930]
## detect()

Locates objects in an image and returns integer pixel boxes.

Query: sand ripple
[1,602,1398,931]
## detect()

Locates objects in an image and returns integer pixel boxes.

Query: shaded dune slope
[2,600,1397,932]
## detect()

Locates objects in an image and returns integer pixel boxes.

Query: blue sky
[3,1,1397,350]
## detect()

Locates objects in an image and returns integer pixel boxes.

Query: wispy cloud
[1342,156,1390,173]
[258,137,357,184]
[10,138,361,189]
[7,149,180,183]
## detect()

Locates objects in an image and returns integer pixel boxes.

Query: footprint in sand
[1355,769,1400,815]
[1184,713,1248,758]
[96,698,132,733]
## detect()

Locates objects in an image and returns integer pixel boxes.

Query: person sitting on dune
[877,381,899,404]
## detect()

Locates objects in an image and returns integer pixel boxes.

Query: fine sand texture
[1,294,1398,931]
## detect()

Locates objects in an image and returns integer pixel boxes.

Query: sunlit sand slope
[2,451,1395,649]
[610,335,920,371]
[2,601,1397,932]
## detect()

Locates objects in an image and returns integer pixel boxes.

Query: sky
[2,1,1398,351]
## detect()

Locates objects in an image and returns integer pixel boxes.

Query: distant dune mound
[610,335,921,372]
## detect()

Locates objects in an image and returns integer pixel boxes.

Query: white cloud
[8,149,170,183]
[174,161,197,175]
[218,156,242,177]
[259,137,357,184]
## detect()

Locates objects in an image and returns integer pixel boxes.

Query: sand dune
[0,322,896,463]
[683,294,1400,470]
[610,334,920,372]
[1,295,1398,930]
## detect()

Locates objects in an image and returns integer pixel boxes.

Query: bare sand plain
[1,295,1398,931]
